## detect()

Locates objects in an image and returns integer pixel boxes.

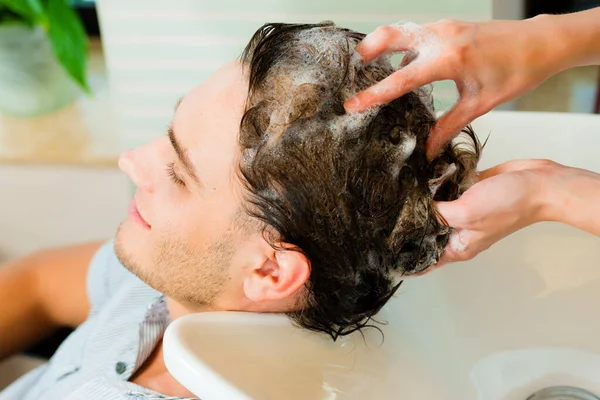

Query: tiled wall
[96,0,494,150]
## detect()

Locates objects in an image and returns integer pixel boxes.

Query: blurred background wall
[1,0,598,260]
[97,0,495,151]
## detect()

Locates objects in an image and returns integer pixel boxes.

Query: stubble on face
[114,222,237,310]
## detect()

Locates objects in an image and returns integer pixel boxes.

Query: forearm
[0,255,57,360]
[540,165,600,236]
[533,8,600,73]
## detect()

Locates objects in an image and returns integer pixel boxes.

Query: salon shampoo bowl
[164,111,600,400]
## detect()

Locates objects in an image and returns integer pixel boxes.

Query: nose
[118,148,154,193]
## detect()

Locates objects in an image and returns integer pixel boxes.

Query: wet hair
[238,22,479,340]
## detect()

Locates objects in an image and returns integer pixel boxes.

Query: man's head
[116,22,479,339]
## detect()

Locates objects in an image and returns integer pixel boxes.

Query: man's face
[115,61,259,310]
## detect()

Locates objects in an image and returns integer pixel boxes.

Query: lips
[128,199,151,229]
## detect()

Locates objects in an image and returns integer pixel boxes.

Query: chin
[115,221,149,276]
[114,221,172,298]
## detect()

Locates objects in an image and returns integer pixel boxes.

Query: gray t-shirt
[0,241,197,400]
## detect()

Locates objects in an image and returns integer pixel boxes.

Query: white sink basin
[164,111,600,400]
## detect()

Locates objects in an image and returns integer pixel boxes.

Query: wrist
[530,12,599,72]
[543,166,600,236]
[524,14,571,75]
[533,163,597,230]
[527,162,567,225]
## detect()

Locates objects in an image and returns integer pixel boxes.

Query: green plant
[0,0,90,93]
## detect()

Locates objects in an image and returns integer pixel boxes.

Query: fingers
[426,98,480,161]
[409,261,445,277]
[436,248,465,266]
[438,228,476,265]
[399,50,418,68]
[356,25,415,64]
[478,159,558,180]
[345,63,443,112]
[345,22,448,112]
[435,199,466,228]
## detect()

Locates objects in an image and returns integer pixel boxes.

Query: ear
[243,248,310,302]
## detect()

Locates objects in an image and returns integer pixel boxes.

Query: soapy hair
[238,22,479,340]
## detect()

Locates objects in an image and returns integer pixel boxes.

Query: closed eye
[166,162,186,188]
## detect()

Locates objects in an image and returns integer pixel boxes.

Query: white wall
[0,165,129,261]
[96,0,494,151]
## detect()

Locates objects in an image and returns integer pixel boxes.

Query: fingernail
[426,149,438,162]
[425,147,435,161]
[344,97,360,111]
[359,33,377,50]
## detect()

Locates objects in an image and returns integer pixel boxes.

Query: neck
[129,297,199,397]
[130,339,196,398]
[166,296,197,321]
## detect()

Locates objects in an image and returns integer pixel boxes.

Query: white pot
[0,24,78,117]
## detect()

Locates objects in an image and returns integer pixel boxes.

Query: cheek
[150,192,219,255]
[151,190,194,234]
[164,193,237,246]
[150,173,194,230]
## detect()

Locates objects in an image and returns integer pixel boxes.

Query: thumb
[426,98,478,161]
[435,199,466,228]
[437,228,475,264]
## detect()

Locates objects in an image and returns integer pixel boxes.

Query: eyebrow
[168,124,203,188]
[174,96,183,111]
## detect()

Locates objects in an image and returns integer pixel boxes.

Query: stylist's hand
[344,17,563,159]
[433,159,559,265]
[431,158,600,269]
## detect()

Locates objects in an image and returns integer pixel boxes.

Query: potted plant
[0,0,89,117]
